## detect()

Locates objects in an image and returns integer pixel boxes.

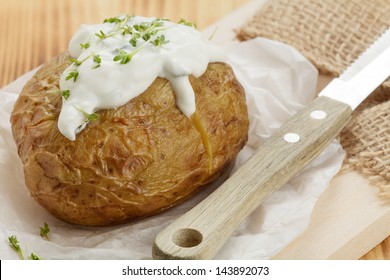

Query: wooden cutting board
[202,0,390,259]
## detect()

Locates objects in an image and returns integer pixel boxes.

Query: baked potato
[10,52,249,226]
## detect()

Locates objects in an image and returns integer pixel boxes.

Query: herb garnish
[95,30,111,40]
[29,253,40,260]
[129,36,138,47]
[86,112,100,122]
[152,34,169,47]
[69,58,83,66]
[112,18,170,64]
[70,15,192,69]
[7,223,50,260]
[94,16,176,65]
[178,18,197,28]
[80,42,90,49]
[48,89,70,100]
[62,15,194,100]
[8,235,41,260]
[76,106,100,122]
[60,90,70,100]
[113,48,142,64]
[40,222,50,240]
[8,235,24,260]
[92,54,101,68]
[103,17,124,24]
[65,70,79,82]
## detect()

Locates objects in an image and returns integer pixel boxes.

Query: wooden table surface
[0,0,388,260]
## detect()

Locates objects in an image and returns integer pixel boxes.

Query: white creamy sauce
[58,16,226,140]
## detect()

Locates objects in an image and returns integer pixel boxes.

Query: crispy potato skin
[10,52,249,226]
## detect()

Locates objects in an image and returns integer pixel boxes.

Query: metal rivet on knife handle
[283,133,300,143]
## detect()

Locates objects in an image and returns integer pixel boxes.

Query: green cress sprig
[60,90,70,99]
[110,18,170,64]
[29,253,40,260]
[104,15,132,24]
[68,16,195,71]
[8,235,40,259]
[62,52,101,98]
[40,222,50,240]
[7,223,50,260]
[178,18,196,28]
[75,106,100,123]
[152,34,169,47]
[80,42,90,49]
[48,89,70,100]
[94,16,196,65]
[92,54,101,68]
[65,69,79,82]
[113,47,143,64]
[8,235,24,260]
[95,15,133,40]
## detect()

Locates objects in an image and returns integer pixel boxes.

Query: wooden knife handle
[152,96,352,259]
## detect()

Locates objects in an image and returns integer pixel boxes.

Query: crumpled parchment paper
[0,38,344,260]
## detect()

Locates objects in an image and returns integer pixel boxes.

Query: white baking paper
[0,38,344,260]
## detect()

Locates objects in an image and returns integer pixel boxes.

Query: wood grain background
[0,0,388,260]
[0,0,248,87]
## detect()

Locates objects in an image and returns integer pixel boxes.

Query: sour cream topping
[58,16,226,141]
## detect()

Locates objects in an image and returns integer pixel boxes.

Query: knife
[152,27,390,260]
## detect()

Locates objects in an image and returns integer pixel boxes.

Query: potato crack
[191,112,213,173]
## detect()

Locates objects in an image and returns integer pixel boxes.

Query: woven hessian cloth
[236,0,390,196]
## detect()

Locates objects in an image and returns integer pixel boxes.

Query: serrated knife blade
[320,27,390,109]
[153,28,390,260]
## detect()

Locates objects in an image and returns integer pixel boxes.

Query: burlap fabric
[236,0,390,195]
